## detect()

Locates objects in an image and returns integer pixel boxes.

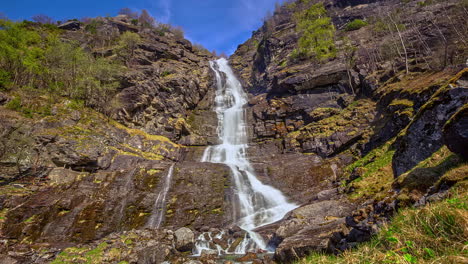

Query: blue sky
[1,0,285,54]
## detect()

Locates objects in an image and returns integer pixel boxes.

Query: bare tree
[219,52,228,59]
[342,37,357,95]
[139,9,155,27]
[171,25,184,40]
[388,14,409,74]
[274,2,282,13]
[80,17,93,23]
[118,7,139,19]
[32,14,55,24]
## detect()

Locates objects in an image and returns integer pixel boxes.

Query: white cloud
[146,0,171,24]
[233,0,275,29]
[158,0,171,23]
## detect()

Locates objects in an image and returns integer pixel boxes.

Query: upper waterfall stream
[200,58,298,253]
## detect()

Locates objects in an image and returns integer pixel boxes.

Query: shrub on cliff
[0,20,43,89]
[43,36,122,110]
[117,31,141,66]
[292,2,336,60]
[0,19,122,113]
[344,19,368,31]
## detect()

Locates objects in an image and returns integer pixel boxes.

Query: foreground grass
[298,185,468,264]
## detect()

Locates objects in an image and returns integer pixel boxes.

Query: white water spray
[146,164,175,228]
[201,58,297,252]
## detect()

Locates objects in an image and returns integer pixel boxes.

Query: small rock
[0,92,10,105]
[58,21,81,30]
[317,188,338,201]
[200,249,218,262]
[183,260,203,264]
[0,255,18,264]
[346,228,371,243]
[70,111,81,121]
[174,227,195,252]
[237,252,258,262]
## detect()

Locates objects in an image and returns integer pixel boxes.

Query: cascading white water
[146,164,175,228]
[200,58,298,252]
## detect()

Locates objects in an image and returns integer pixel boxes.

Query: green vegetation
[389,99,414,107]
[287,99,375,145]
[292,2,336,60]
[84,19,103,34]
[417,0,434,7]
[4,96,22,111]
[344,19,368,31]
[346,141,396,200]
[298,186,468,264]
[0,19,123,114]
[51,242,109,264]
[0,20,43,90]
[117,31,141,66]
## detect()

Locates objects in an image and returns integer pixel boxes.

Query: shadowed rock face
[444,108,468,159]
[392,86,468,176]
[2,164,170,244]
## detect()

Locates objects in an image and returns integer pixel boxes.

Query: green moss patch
[344,19,368,31]
[346,141,396,201]
[287,99,375,147]
[51,242,109,264]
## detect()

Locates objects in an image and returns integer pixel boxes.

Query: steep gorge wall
[229,0,468,261]
[0,16,232,262]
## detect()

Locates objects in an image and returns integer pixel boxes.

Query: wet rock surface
[163,162,232,230]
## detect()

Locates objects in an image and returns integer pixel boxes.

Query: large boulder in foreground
[443,105,468,159]
[270,200,355,263]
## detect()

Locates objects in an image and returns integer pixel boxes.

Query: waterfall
[200,58,298,252]
[146,164,175,228]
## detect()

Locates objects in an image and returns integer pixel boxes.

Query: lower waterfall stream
[146,164,175,229]
[197,58,298,254]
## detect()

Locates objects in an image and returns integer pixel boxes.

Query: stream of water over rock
[146,164,175,228]
[198,58,298,254]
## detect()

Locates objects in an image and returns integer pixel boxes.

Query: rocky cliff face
[231,0,466,147]
[0,15,230,263]
[60,15,218,144]
[229,0,467,262]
